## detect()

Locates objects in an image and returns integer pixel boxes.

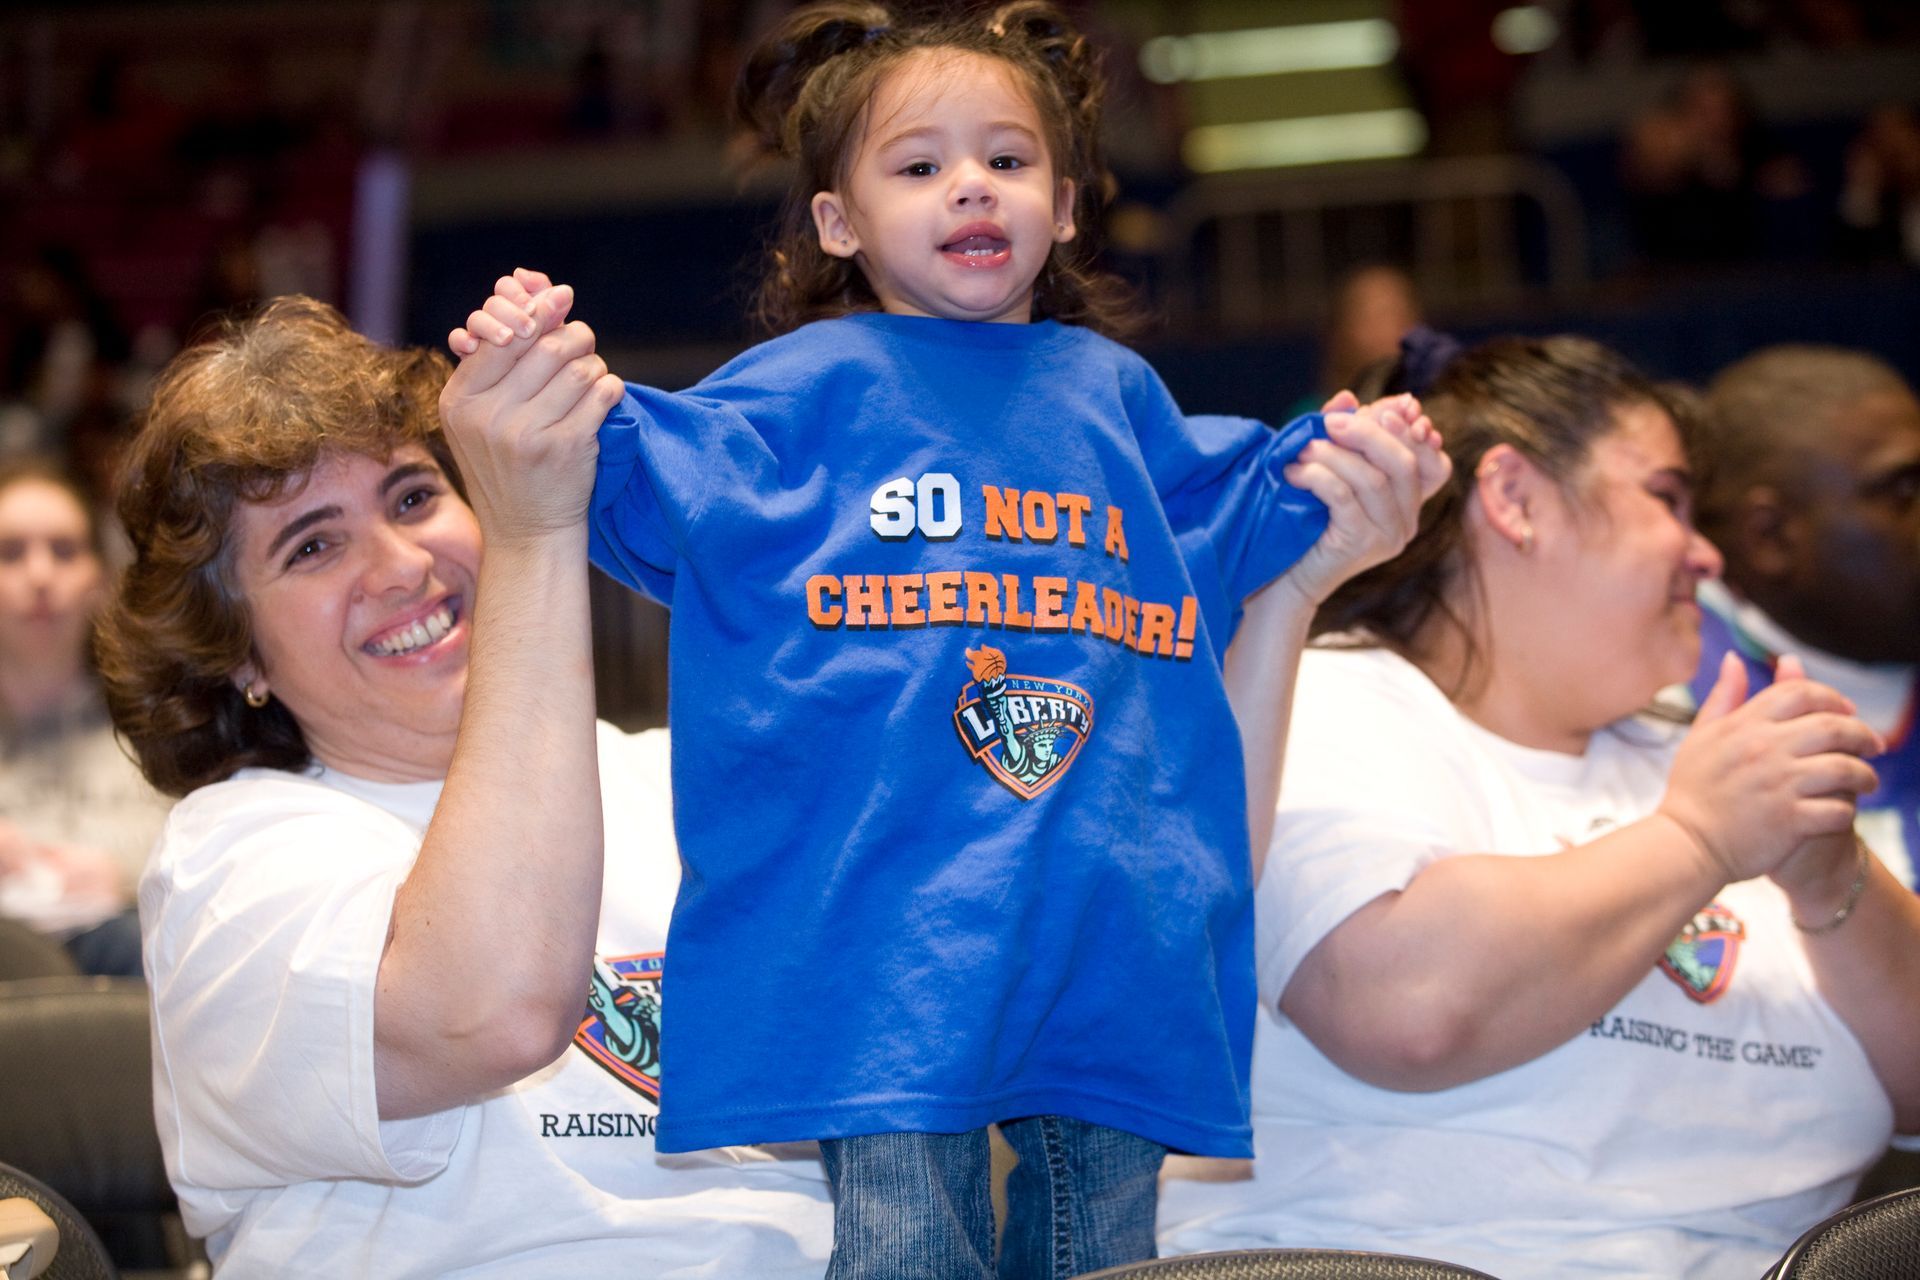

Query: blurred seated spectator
[1,248,130,456]
[1691,345,1920,889]
[186,233,264,343]
[1838,104,1920,266]
[1622,64,1813,264]
[175,56,300,223]
[0,458,165,977]
[1317,265,1424,409]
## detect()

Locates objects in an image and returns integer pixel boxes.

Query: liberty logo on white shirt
[576,953,663,1101]
[1657,904,1745,1003]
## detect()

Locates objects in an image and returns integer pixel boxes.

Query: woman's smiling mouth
[365,600,459,657]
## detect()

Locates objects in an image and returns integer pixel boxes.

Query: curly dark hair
[733,0,1136,338]
[95,296,458,797]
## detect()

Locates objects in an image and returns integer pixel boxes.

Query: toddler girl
[445,4,1445,1275]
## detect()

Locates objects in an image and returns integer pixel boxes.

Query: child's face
[811,49,1077,326]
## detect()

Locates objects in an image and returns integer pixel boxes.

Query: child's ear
[811,191,861,260]
[1052,178,1077,245]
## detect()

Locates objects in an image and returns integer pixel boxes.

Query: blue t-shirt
[590,312,1326,1155]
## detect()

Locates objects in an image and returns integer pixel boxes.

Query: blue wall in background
[411,205,1919,418]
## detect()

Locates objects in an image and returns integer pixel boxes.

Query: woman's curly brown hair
[734,0,1136,338]
[96,296,457,797]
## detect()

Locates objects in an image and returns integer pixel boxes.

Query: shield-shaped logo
[953,645,1095,801]
[1657,904,1744,1004]
[574,952,663,1099]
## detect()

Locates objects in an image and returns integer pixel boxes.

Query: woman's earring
[244,683,270,709]
[1518,524,1535,555]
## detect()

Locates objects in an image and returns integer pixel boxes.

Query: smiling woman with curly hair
[97,295,829,1278]
[100,296,459,796]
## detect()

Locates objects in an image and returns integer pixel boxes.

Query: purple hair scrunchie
[1398,326,1463,396]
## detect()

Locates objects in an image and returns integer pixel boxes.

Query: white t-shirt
[0,684,171,935]
[140,724,832,1279]
[1158,647,1894,1280]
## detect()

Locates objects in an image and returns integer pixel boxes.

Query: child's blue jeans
[819,1115,1166,1280]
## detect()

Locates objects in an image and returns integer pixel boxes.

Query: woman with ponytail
[1158,333,1920,1279]
[442,4,1445,1275]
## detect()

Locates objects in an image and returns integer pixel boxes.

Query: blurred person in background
[1691,344,1920,890]
[1838,103,1920,266]
[1622,63,1812,265]
[0,247,130,456]
[0,456,161,976]
[1314,265,1424,414]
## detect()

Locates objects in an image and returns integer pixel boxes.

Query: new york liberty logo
[1657,904,1744,1004]
[574,953,663,1100]
[953,645,1094,800]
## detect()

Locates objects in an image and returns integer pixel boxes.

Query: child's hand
[439,275,624,544]
[1333,390,1449,494]
[449,267,565,355]
[1275,389,1450,607]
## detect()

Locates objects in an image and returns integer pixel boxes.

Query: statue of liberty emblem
[952,645,1095,800]
[574,953,663,1100]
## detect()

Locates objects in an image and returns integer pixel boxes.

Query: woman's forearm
[1281,813,1726,1091]
[374,525,602,1118]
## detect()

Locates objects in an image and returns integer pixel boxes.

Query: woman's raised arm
[371,283,623,1118]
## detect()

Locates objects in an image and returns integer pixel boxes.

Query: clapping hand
[1660,652,1882,888]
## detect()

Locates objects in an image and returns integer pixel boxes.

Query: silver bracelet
[1792,841,1870,936]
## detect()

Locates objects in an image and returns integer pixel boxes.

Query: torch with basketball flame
[966,645,1006,684]
[964,645,1058,783]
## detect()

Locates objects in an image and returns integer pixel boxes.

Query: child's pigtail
[734,2,897,335]
[987,2,1106,185]
[986,2,1135,338]
[734,3,894,163]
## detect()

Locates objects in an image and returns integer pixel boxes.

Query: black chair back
[0,979,181,1271]
[0,1160,116,1280]
[1074,1248,1503,1278]
[0,922,80,982]
[1765,1186,1920,1278]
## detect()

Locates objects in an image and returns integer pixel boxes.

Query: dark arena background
[5,0,1917,727]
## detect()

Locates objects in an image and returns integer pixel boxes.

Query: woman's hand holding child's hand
[439,269,622,543]
[1275,389,1450,608]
